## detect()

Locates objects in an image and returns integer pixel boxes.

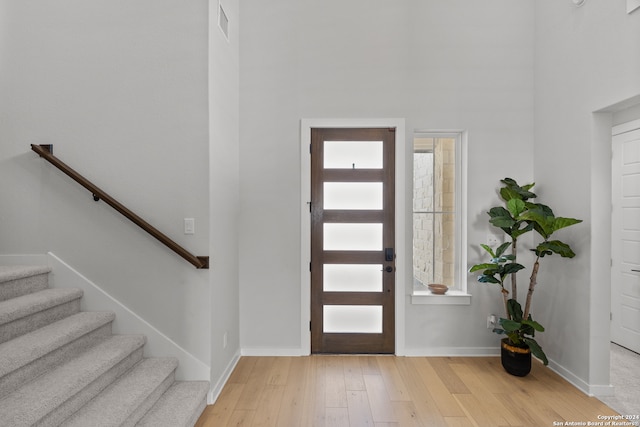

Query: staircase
[0,265,209,426]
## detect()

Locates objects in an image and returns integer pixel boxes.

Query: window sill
[411,289,472,305]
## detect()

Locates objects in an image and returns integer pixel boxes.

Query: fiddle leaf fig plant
[470,178,582,366]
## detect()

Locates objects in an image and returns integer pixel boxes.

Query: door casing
[300,118,406,356]
[611,120,640,354]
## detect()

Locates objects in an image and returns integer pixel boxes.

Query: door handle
[384,266,394,273]
[632,269,640,272]
[385,248,394,262]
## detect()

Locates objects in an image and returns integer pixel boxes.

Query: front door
[310,128,395,354]
[611,123,640,354]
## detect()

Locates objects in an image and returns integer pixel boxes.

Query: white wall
[534,0,640,391]
[0,0,212,371]
[239,0,535,353]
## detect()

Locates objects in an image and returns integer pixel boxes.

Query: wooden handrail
[31,144,209,269]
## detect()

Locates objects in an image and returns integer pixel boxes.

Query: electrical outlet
[487,314,498,329]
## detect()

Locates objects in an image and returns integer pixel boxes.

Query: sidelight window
[412,132,468,303]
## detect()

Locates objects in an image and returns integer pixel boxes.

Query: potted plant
[469,178,582,376]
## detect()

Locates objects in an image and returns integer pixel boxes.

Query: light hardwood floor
[195,355,618,427]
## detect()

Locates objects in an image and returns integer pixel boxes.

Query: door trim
[611,120,640,354]
[300,118,406,356]
[613,118,640,136]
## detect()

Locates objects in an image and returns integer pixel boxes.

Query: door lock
[384,248,394,262]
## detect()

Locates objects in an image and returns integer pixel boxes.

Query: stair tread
[0,288,83,326]
[0,311,115,377]
[61,357,178,427]
[0,265,51,284]
[137,380,210,427]
[0,334,145,426]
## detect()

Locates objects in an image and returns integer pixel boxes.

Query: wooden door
[310,128,395,354]
[611,124,640,354]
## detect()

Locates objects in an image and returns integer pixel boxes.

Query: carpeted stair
[0,265,209,426]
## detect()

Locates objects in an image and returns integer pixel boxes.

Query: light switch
[184,218,195,235]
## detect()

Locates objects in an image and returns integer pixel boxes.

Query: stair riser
[120,370,176,427]
[136,381,211,427]
[0,322,113,399]
[38,346,144,427]
[0,299,81,344]
[0,273,49,302]
[186,396,208,427]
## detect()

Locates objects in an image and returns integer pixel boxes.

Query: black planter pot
[500,338,532,377]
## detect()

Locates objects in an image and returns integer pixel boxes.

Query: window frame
[411,130,470,305]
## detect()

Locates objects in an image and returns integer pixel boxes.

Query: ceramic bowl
[428,284,448,295]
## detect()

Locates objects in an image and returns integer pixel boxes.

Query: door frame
[611,118,640,352]
[300,118,406,356]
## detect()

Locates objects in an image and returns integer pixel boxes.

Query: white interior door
[611,122,640,354]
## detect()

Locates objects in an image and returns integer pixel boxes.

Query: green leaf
[492,328,506,335]
[489,216,516,229]
[500,318,521,332]
[501,177,518,187]
[511,222,534,239]
[533,203,554,217]
[552,217,582,233]
[521,319,545,332]
[488,207,516,230]
[523,337,548,365]
[536,240,576,258]
[519,208,554,239]
[469,263,496,273]
[493,255,516,263]
[507,198,526,218]
[506,299,523,322]
[500,178,537,200]
[503,263,525,275]
[477,275,501,284]
[479,244,496,258]
[500,187,521,202]
[506,332,522,345]
[488,206,511,217]
[495,242,511,258]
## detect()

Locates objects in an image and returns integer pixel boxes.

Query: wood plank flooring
[195,356,618,427]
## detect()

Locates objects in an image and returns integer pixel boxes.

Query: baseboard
[547,358,615,397]
[208,350,241,404]
[239,346,500,357]
[241,347,307,356]
[402,347,501,357]
[46,252,211,381]
[547,358,591,395]
[589,384,616,397]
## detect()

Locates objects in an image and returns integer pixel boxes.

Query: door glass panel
[323,305,382,333]
[324,141,383,169]
[324,223,382,251]
[324,182,383,210]
[323,264,383,292]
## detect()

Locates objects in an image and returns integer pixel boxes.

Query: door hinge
[610,312,613,321]
[309,262,312,272]
[309,143,312,154]
[309,321,312,331]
